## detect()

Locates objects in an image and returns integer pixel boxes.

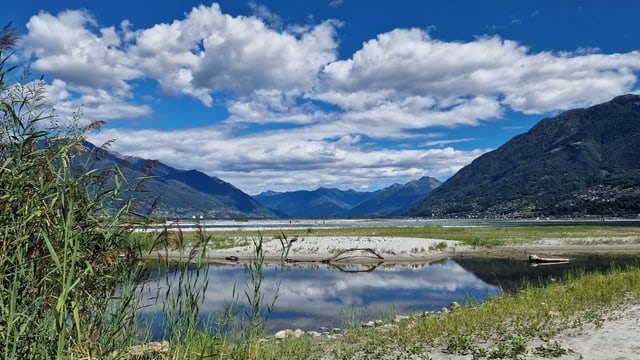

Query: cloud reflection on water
[137,259,500,334]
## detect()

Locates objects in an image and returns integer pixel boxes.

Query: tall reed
[0,24,154,359]
[150,220,214,357]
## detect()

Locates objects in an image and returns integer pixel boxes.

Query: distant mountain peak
[255,177,441,218]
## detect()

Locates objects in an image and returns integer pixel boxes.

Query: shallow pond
[137,254,639,340]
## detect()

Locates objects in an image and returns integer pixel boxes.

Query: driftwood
[528,254,570,266]
[321,247,384,264]
[329,263,380,273]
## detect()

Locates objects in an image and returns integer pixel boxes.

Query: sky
[3,1,640,194]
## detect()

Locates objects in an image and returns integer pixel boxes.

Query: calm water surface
[137,254,639,339]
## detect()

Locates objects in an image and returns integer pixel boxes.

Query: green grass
[1,27,152,358]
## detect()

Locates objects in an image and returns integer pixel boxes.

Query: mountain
[407,94,640,218]
[82,142,279,219]
[255,177,441,218]
[254,188,370,218]
[348,177,442,217]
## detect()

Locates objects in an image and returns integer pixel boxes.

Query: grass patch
[428,241,448,251]
[322,265,640,359]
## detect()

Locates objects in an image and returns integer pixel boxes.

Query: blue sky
[3,1,640,194]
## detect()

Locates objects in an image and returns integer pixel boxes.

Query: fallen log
[528,254,570,264]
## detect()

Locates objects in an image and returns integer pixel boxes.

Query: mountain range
[83,142,441,219]
[83,94,640,219]
[255,177,441,218]
[82,142,279,219]
[407,94,640,218]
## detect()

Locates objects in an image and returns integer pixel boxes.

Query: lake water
[136,254,639,340]
[143,218,640,233]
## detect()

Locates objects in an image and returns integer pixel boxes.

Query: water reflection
[137,259,500,337]
[137,254,640,339]
[455,254,640,293]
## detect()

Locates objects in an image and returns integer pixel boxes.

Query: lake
[140,217,640,233]
[136,254,639,340]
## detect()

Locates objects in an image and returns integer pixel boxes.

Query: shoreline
[142,235,640,265]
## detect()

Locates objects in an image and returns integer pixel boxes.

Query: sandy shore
[422,303,640,360]
[146,235,640,359]
[149,236,469,264]
[150,234,640,265]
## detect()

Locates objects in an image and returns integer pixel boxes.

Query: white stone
[380,324,398,331]
[274,330,287,340]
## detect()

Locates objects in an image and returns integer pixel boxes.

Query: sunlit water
[144,218,640,232]
[135,254,639,340]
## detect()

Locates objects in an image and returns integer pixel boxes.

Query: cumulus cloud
[43,80,152,123]
[23,10,140,93]
[226,89,327,125]
[23,4,339,108]
[131,3,338,102]
[249,1,283,29]
[88,125,487,193]
[319,28,640,114]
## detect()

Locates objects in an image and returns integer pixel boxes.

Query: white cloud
[88,125,487,194]
[131,3,338,103]
[23,10,140,92]
[226,89,325,125]
[319,28,640,114]
[44,80,152,122]
[192,10,338,94]
[249,1,283,29]
[22,4,339,110]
